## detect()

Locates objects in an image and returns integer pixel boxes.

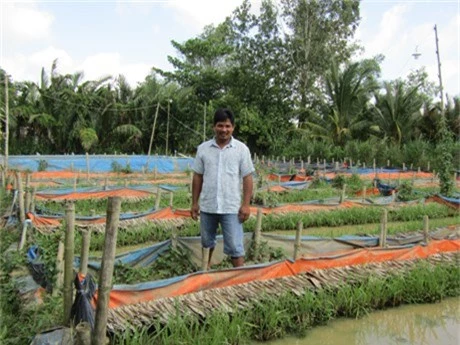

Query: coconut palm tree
[372,81,424,146]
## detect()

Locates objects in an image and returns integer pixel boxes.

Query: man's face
[213,119,234,143]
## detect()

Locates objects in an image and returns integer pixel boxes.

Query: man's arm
[238,173,253,223]
[191,172,203,220]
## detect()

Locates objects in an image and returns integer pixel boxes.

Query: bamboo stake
[201,247,210,272]
[63,202,75,325]
[86,152,90,182]
[79,230,91,276]
[379,209,388,248]
[24,188,31,213]
[18,220,30,251]
[423,215,429,244]
[53,240,65,297]
[30,186,37,213]
[154,188,162,210]
[169,191,174,207]
[339,184,347,204]
[16,172,25,224]
[171,226,178,249]
[254,208,262,251]
[293,220,303,261]
[92,197,121,345]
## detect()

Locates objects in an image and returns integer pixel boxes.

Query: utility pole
[434,24,445,114]
[166,99,172,155]
[4,75,9,174]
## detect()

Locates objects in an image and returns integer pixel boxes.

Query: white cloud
[2,46,73,83]
[364,4,410,57]
[2,1,54,42]
[79,53,151,87]
[165,0,245,30]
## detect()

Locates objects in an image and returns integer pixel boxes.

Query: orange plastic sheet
[35,188,154,201]
[102,239,459,309]
[267,174,310,182]
[27,207,192,229]
[354,187,380,196]
[425,195,460,210]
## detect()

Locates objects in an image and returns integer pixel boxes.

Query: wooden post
[402,162,406,171]
[391,189,396,203]
[16,172,25,223]
[171,226,178,249]
[70,162,74,172]
[63,202,75,325]
[387,160,390,167]
[417,167,421,173]
[254,208,262,252]
[307,156,311,165]
[423,215,429,244]
[410,163,413,171]
[79,230,91,276]
[432,170,436,183]
[85,152,90,182]
[277,175,281,186]
[92,197,121,345]
[427,161,430,171]
[362,186,366,202]
[169,191,174,207]
[379,209,388,248]
[300,160,304,170]
[339,184,347,204]
[104,177,108,190]
[293,220,303,260]
[18,220,30,251]
[30,186,37,213]
[154,167,157,181]
[53,240,65,297]
[73,177,77,192]
[24,188,31,213]
[201,247,210,272]
[335,161,339,171]
[373,159,376,172]
[155,188,162,210]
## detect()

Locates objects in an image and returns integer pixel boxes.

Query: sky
[1,0,459,100]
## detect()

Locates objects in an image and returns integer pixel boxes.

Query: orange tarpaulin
[102,239,459,309]
[35,188,154,201]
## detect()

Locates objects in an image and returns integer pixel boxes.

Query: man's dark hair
[214,108,235,126]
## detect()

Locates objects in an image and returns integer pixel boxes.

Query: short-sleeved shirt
[192,137,255,214]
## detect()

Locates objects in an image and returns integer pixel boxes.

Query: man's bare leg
[231,256,244,268]
[207,247,214,270]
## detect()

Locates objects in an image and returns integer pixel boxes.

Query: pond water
[256,297,460,345]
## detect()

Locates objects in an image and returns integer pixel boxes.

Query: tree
[301,59,380,145]
[281,0,361,125]
[373,81,424,146]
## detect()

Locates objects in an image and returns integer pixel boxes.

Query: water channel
[256,297,459,345]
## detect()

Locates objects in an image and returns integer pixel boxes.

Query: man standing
[191,108,254,268]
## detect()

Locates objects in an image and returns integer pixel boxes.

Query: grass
[271,217,459,238]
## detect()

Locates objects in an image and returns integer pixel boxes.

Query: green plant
[37,160,48,172]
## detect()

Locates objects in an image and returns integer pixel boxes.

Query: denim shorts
[200,212,245,258]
